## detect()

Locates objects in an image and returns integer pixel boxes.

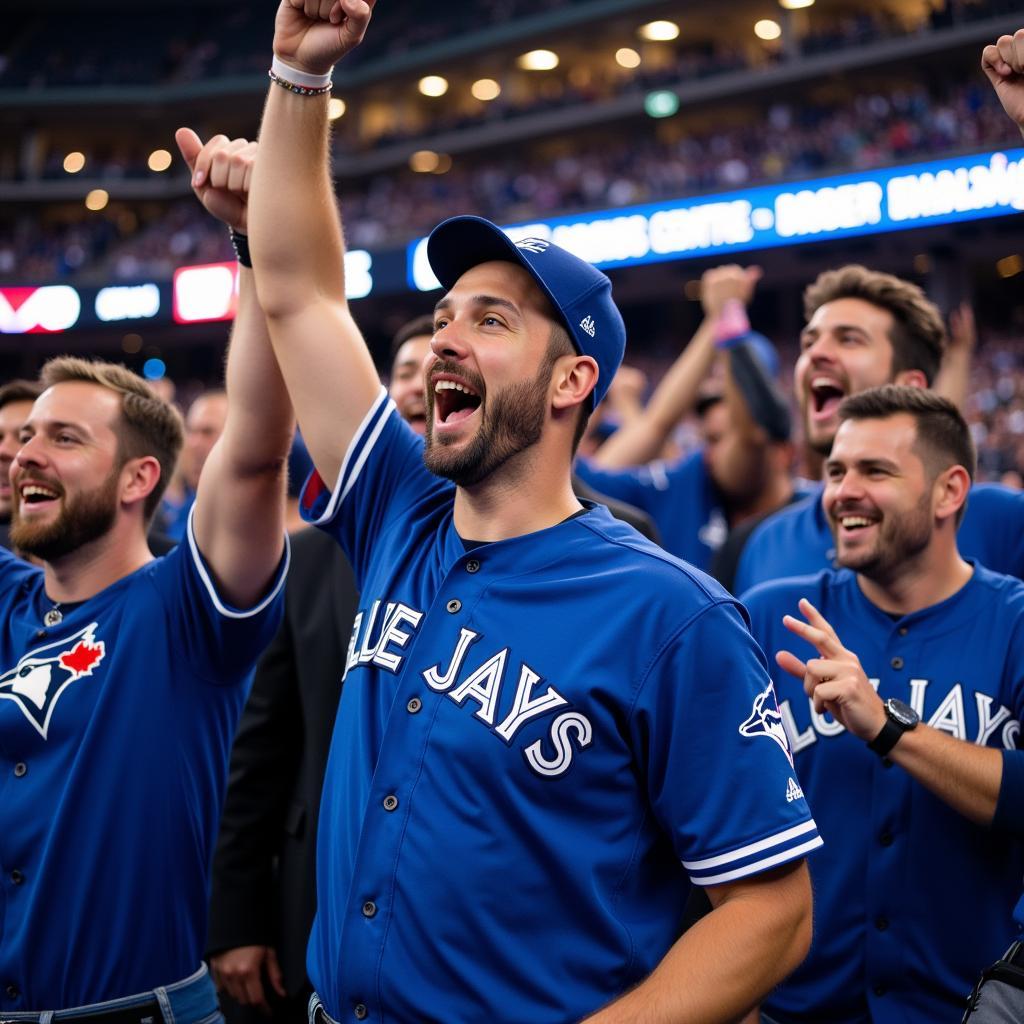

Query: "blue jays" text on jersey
[300,388,822,1024]
[0,512,287,1009]
[743,566,1024,1024]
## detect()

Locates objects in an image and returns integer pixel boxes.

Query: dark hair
[39,357,185,522]
[804,265,946,385]
[390,315,436,361]
[0,379,42,411]
[838,385,975,524]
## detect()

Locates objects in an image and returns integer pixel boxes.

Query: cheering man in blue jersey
[0,132,290,1017]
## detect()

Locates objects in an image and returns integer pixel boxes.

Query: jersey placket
[334,550,490,1021]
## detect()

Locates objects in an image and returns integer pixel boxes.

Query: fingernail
[193,171,205,186]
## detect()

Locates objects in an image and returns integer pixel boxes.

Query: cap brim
[426,216,572,342]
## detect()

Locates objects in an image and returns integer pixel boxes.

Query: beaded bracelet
[269,68,333,96]
[229,229,252,269]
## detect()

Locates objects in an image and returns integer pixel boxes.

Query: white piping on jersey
[683,818,819,871]
[186,503,291,619]
[690,835,824,887]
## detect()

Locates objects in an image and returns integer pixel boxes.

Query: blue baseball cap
[426,215,626,409]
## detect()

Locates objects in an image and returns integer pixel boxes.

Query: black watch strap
[867,717,906,757]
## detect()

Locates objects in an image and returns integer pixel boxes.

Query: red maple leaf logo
[59,640,105,676]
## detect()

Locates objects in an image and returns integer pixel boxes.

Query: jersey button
[873,984,887,997]
[383,795,398,811]
[890,656,904,669]
[465,559,480,573]
[898,626,908,636]
[362,900,377,918]
[354,1005,368,1021]
[5,983,19,1000]
[879,831,894,847]
[406,697,422,714]
[9,870,24,886]
[13,763,27,778]
[874,916,889,931]
[446,599,462,613]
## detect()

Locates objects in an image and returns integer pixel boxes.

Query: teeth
[22,485,57,499]
[811,377,843,392]
[841,516,873,528]
[435,380,478,396]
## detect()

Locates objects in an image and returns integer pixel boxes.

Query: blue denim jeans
[0,964,222,1024]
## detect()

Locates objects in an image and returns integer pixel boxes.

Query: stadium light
[143,357,166,380]
[122,333,143,353]
[755,19,782,40]
[148,150,172,172]
[645,91,680,118]
[779,0,814,8]
[517,50,559,71]
[419,75,449,97]
[64,152,86,174]
[471,78,501,101]
[85,189,109,211]
[997,254,1023,278]
[328,97,346,119]
[616,48,642,69]
[410,150,441,173]
[638,21,680,42]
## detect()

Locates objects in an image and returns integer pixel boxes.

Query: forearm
[933,346,971,411]
[595,319,717,468]
[583,863,812,1024]
[250,83,345,318]
[888,724,1003,826]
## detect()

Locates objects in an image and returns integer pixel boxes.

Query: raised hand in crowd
[982,28,1024,138]
[272,0,376,76]
[175,128,257,233]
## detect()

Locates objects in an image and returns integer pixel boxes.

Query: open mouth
[433,377,482,428]
[19,482,61,512]
[809,377,846,421]
[835,511,879,538]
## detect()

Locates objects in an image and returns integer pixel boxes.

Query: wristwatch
[867,698,919,757]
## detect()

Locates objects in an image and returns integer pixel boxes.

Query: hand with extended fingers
[981,28,1024,136]
[273,0,376,77]
[174,128,256,233]
[775,598,886,742]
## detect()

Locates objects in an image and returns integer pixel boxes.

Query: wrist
[272,52,335,81]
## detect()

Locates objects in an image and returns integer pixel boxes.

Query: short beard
[834,490,932,583]
[10,470,120,562]
[423,357,552,488]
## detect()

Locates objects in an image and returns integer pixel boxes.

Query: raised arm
[248,0,382,488]
[933,302,976,412]
[177,128,291,607]
[591,265,761,469]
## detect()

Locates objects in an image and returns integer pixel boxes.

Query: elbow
[779,863,814,979]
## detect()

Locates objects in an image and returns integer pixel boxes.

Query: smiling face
[9,382,125,561]
[423,261,563,487]
[389,335,432,435]
[796,298,899,455]
[824,413,935,582]
[0,399,36,522]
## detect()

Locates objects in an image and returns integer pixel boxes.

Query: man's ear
[893,368,929,389]
[119,455,162,511]
[932,464,971,525]
[551,355,599,412]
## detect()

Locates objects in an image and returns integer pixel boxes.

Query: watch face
[886,698,919,728]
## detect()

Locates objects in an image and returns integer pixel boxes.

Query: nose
[828,469,864,507]
[429,320,469,362]
[13,433,47,471]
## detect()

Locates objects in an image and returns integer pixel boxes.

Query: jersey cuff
[994,749,1024,836]
[186,505,291,619]
[300,387,395,527]
[683,819,823,887]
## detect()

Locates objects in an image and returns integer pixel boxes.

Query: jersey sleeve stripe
[688,834,824,887]
[186,506,292,619]
[682,818,819,871]
[306,387,394,527]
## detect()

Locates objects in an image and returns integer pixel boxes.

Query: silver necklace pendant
[44,607,63,627]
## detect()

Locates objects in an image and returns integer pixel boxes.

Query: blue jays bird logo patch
[0,623,106,739]
[739,683,794,768]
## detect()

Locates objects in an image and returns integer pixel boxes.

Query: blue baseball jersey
[735,481,1024,593]
[742,566,1024,1024]
[300,388,822,1024]
[574,451,727,569]
[0,512,287,1009]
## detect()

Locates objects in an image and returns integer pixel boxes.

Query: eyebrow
[434,294,522,319]
[22,418,90,437]
[826,456,900,473]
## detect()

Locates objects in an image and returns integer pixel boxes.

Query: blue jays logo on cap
[427,216,627,409]
[739,683,794,768]
[0,623,106,739]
